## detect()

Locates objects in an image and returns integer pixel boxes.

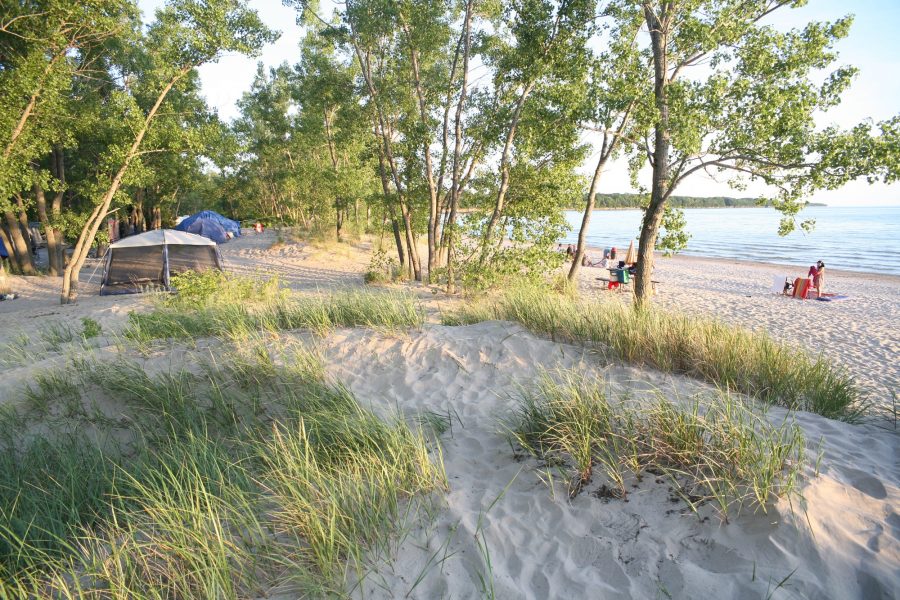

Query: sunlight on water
[560,206,900,275]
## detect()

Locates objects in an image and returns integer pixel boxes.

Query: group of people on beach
[559,244,635,272]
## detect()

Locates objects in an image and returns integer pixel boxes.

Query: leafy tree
[0,1,137,274]
[614,0,900,305]
[568,9,645,281]
[60,0,275,303]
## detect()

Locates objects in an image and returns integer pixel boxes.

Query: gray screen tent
[99,229,223,296]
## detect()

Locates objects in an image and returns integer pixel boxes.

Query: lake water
[560,205,900,276]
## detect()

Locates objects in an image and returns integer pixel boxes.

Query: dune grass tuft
[0,339,444,598]
[126,272,424,343]
[445,283,863,420]
[510,372,806,519]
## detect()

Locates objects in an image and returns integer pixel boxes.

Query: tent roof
[110,229,217,249]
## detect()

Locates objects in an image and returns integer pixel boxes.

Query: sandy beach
[0,231,897,599]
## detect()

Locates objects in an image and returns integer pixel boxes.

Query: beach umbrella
[624,240,637,265]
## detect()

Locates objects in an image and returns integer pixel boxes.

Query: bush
[364,249,399,284]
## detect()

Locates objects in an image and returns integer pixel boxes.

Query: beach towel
[815,295,849,302]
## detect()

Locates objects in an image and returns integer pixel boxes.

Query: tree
[60,0,275,304]
[568,9,645,281]
[0,1,136,275]
[478,0,598,260]
[617,0,900,305]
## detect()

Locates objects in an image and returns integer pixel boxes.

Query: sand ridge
[318,323,899,600]
[0,231,897,599]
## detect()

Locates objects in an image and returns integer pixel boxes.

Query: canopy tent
[99,229,223,296]
[174,210,241,241]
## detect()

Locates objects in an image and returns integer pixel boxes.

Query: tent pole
[162,242,170,291]
[93,248,110,295]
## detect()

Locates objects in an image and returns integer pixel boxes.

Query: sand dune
[0,232,897,599]
[320,323,898,600]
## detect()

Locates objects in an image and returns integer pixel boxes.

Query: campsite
[1,0,898,599]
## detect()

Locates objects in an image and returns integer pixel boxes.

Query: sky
[137,0,900,206]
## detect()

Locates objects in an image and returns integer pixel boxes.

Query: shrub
[364,249,399,284]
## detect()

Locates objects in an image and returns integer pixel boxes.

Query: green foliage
[364,248,400,284]
[657,205,690,255]
[80,317,102,339]
[444,283,865,420]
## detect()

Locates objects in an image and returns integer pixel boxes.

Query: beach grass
[509,371,806,519]
[444,283,864,420]
[0,339,445,598]
[126,272,424,343]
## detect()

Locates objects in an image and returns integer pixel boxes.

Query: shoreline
[574,244,900,283]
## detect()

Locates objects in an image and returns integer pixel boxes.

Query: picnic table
[597,268,632,291]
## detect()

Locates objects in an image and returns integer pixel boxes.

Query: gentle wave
[561,206,900,276]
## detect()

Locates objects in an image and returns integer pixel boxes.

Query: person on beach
[809,261,825,297]
[581,253,602,267]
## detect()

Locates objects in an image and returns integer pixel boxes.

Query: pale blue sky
[138,0,900,205]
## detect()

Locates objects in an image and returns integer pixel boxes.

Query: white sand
[321,323,898,600]
[577,254,900,415]
[0,232,897,599]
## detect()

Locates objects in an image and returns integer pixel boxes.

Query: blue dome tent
[175,210,241,241]
[186,219,228,244]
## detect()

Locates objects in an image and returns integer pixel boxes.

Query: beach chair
[792,277,812,299]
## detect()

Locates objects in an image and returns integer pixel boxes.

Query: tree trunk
[390,211,405,271]
[568,156,607,282]
[446,0,474,293]
[403,35,439,282]
[481,81,536,259]
[61,67,190,304]
[49,146,65,275]
[4,211,35,274]
[568,104,634,281]
[35,182,61,276]
[634,4,672,307]
[0,258,8,294]
[399,197,421,281]
[0,227,17,274]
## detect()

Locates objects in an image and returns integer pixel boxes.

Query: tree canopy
[0,0,896,301]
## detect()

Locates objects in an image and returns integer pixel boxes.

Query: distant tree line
[561,194,826,210]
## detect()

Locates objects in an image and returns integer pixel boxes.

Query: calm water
[560,206,900,275]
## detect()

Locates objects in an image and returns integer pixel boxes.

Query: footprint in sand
[839,467,888,499]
